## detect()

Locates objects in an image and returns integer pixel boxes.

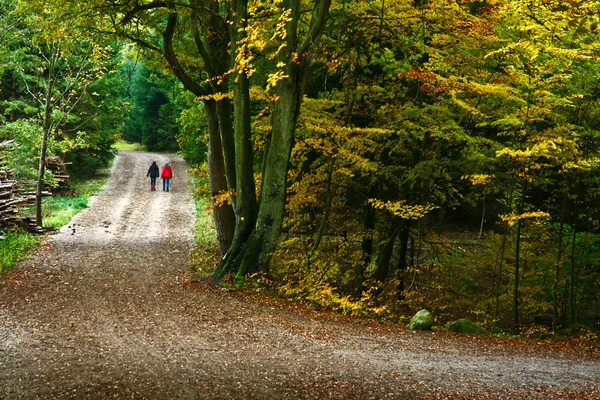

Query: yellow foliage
[462,173,495,185]
[369,199,438,220]
[500,211,551,227]
[209,189,234,211]
[194,92,233,102]
[266,70,289,92]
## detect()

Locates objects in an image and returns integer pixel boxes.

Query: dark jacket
[147,163,159,178]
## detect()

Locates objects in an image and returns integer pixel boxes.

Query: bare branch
[298,0,332,59]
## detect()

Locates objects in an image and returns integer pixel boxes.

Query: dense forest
[1,0,599,335]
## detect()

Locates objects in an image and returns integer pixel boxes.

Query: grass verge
[0,231,39,276]
[1,172,109,278]
[41,176,108,228]
[112,139,147,152]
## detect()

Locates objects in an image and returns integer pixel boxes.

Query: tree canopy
[3,0,600,334]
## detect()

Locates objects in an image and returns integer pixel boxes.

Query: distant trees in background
[121,61,184,153]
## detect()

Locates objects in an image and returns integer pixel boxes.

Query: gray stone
[408,309,434,330]
[448,319,485,334]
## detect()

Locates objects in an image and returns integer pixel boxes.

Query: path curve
[1,151,599,399]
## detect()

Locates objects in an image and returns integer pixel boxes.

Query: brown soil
[1,150,599,400]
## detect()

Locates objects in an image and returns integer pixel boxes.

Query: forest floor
[1,150,599,400]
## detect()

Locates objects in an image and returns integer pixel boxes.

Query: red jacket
[161,165,173,179]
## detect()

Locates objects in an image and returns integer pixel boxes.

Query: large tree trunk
[212,0,257,281]
[205,99,235,254]
[163,5,237,254]
[193,0,237,196]
[215,0,332,281]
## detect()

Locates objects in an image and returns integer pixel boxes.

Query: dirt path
[1,151,599,400]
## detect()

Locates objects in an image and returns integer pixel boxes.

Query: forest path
[1,150,599,400]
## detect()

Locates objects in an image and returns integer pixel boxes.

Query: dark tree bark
[161,4,236,253]
[205,99,235,254]
[192,0,237,196]
[395,224,411,294]
[215,0,332,281]
[375,217,401,285]
[357,199,376,298]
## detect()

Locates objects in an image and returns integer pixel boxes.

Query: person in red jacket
[161,162,173,192]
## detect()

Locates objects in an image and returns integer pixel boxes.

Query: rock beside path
[408,309,434,331]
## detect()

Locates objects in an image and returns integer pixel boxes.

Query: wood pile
[0,149,61,235]
[0,155,21,229]
[46,156,70,193]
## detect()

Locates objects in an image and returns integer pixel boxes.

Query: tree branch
[297,0,332,58]
[119,1,169,25]
[163,4,210,96]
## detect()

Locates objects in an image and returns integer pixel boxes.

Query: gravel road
[1,150,599,400]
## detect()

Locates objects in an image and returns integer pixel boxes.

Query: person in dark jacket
[147,161,159,191]
[161,162,173,192]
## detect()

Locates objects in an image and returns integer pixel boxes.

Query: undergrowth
[0,231,39,276]
[188,164,220,277]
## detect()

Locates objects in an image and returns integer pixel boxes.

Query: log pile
[0,155,22,229]
[0,149,60,235]
[46,156,70,193]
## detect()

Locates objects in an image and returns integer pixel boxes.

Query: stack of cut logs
[0,142,62,235]
[46,156,70,194]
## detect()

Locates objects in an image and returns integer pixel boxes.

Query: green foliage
[0,231,38,276]
[121,62,182,152]
[177,98,208,166]
[0,1,126,183]
[0,120,43,180]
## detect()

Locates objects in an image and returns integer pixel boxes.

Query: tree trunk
[395,223,411,295]
[375,217,401,285]
[193,0,237,197]
[247,68,300,271]
[569,211,577,327]
[212,0,257,282]
[35,49,57,227]
[552,196,566,333]
[510,178,527,334]
[215,97,237,201]
[204,99,235,254]
[493,222,509,331]
[231,3,257,245]
[163,5,237,255]
[307,157,335,266]
[357,192,376,297]
[478,195,486,241]
[215,0,332,281]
